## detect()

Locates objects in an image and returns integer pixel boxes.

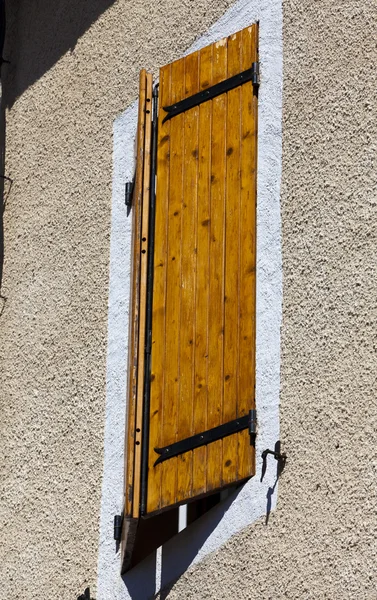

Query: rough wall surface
[97,2,283,596]
[0,1,234,599]
[160,1,377,598]
[1,0,377,599]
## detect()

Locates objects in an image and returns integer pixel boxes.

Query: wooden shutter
[123,23,258,564]
[122,69,154,571]
[124,69,153,520]
[147,24,258,514]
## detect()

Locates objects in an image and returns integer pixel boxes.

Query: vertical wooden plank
[147,65,171,514]
[206,37,227,493]
[133,72,153,518]
[125,69,146,518]
[176,50,200,504]
[160,57,186,509]
[192,43,213,498]
[238,24,258,480]
[222,31,242,486]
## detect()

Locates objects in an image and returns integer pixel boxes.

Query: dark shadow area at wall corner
[121,507,181,600]
[156,486,242,599]
[0,123,12,304]
[2,0,117,108]
[0,102,7,300]
[0,169,12,307]
[0,0,114,289]
[122,486,241,600]
[0,0,13,302]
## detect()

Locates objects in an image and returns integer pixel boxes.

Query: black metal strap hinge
[125,180,134,208]
[154,409,257,466]
[113,514,123,542]
[162,62,259,123]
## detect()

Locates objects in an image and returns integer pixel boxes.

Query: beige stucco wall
[1,0,377,599]
[0,1,234,599]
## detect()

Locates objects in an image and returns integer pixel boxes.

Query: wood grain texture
[147,24,258,514]
[122,69,152,568]
[160,57,184,509]
[191,42,213,498]
[176,50,199,503]
[147,65,171,514]
[206,36,227,493]
[238,25,258,480]
[222,31,241,486]
[132,72,153,518]
[124,69,146,518]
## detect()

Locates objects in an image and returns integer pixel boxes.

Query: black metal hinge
[114,514,123,542]
[154,409,257,466]
[125,180,134,208]
[162,62,260,123]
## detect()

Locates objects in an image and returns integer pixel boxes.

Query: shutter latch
[261,448,286,462]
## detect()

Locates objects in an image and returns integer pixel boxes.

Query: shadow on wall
[122,486,244,600]
[2,0,116,108]
[0,0,9,300]
[119,448,284,599]
[260,441,286,525]
[0,0,116,294]
[0,77,5,297]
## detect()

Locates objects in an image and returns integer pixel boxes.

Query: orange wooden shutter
[122,25,258,570]
[122,69,154,572]
[146,24,259,515]
[124,69,153,520]
[123,27,259,568]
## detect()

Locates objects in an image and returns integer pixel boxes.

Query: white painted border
[97,0,282,597]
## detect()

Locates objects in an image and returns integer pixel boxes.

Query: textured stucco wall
[1,0,377,599]
[0,1,235,599]
[160,1,377,598]
[98,1,283,597]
